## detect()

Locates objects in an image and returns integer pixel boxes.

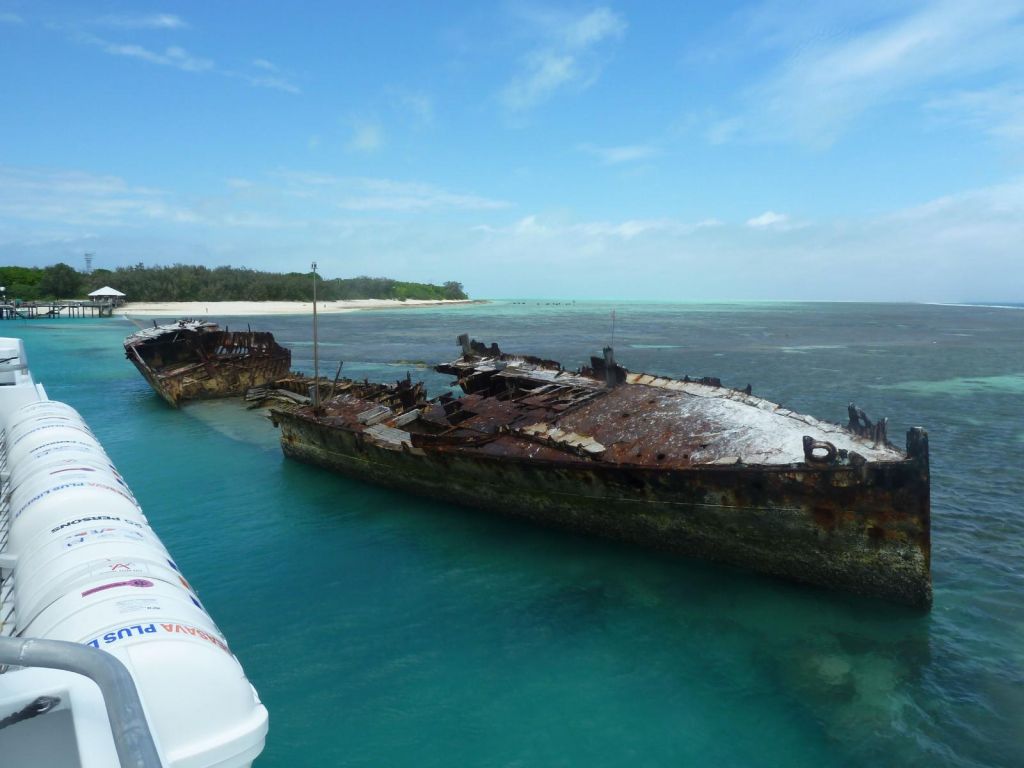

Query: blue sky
[1,1,1022,300]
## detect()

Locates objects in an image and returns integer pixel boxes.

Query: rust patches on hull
[270,336,932,608]
[125,320,292,407]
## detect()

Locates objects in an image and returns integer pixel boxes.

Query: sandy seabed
[119,298,478,317]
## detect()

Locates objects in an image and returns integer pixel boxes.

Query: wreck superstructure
[270,336,931,607]
[125,320,291,408]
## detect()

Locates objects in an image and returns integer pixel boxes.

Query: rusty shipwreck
[268,335,931,607]
[125,320,291,407]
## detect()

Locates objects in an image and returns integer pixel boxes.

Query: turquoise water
[12,301,1024,767]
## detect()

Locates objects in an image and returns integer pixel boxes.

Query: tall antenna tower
[84,252,94,274]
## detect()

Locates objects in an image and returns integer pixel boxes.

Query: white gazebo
[88,286,127,307]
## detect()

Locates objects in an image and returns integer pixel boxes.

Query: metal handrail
[0,636,164,767]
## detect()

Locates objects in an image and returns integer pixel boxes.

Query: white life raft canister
[7,399,267,766]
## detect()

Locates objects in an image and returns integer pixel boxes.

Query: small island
[0,263,475,316]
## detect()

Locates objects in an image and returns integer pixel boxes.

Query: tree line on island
[0,263,469,303]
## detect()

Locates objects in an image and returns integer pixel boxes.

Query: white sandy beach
[120,298,479,317]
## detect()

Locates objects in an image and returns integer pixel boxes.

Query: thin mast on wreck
[312,261,320,413]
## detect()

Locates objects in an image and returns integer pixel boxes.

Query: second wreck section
[125,320,292,407]
[270,337,931,607]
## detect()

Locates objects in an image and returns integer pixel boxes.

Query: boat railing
[0,636,164,767]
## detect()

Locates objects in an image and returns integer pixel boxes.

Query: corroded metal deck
[270,337,931,607]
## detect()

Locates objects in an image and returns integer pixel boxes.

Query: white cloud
[722,0,1024,146]
[391,90,434,126]
[277,171,339,187]
[0,12,23,24]
[503,53,577,111]
[0,166,200,227]
[219,213,303,229]
[707,118,741,145]
[346,122,383,152]
[459,185,1024,299]
[241,58,300,93]
[562,7,624,48]
[336,179,509,212]
[94,14,188,30]
[273,171,511,212]
[502,7,626,111]
[746,211,790,228]
[578,143,658,164]
[0,165,518,283]
[928,85,1024,141]
[481,215,721,241]
[576,218,719,239]
[96,40,213,72]
[245,73,301,94]
[78,34,298,93]
[4,162,1020,302]
[892,178,1024,220]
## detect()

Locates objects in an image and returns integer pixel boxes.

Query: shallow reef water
[13,300,1023,767]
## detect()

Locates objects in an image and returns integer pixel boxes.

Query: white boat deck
[0,336,268,767]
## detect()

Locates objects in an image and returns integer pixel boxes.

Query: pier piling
[0,301,114,320]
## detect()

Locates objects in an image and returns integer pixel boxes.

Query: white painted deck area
[621,371,903,464]
[671,388,901,465]
[466,358,904,467]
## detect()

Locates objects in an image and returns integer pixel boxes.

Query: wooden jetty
[0,301,114,320]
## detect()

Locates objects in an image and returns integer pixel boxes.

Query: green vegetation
[0,266,44,300]
[0,263,468,302]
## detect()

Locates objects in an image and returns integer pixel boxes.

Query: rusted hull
[129,354,292,407]
[275,410,931,607]
[128,355,181,408]
[125,324,292,407]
